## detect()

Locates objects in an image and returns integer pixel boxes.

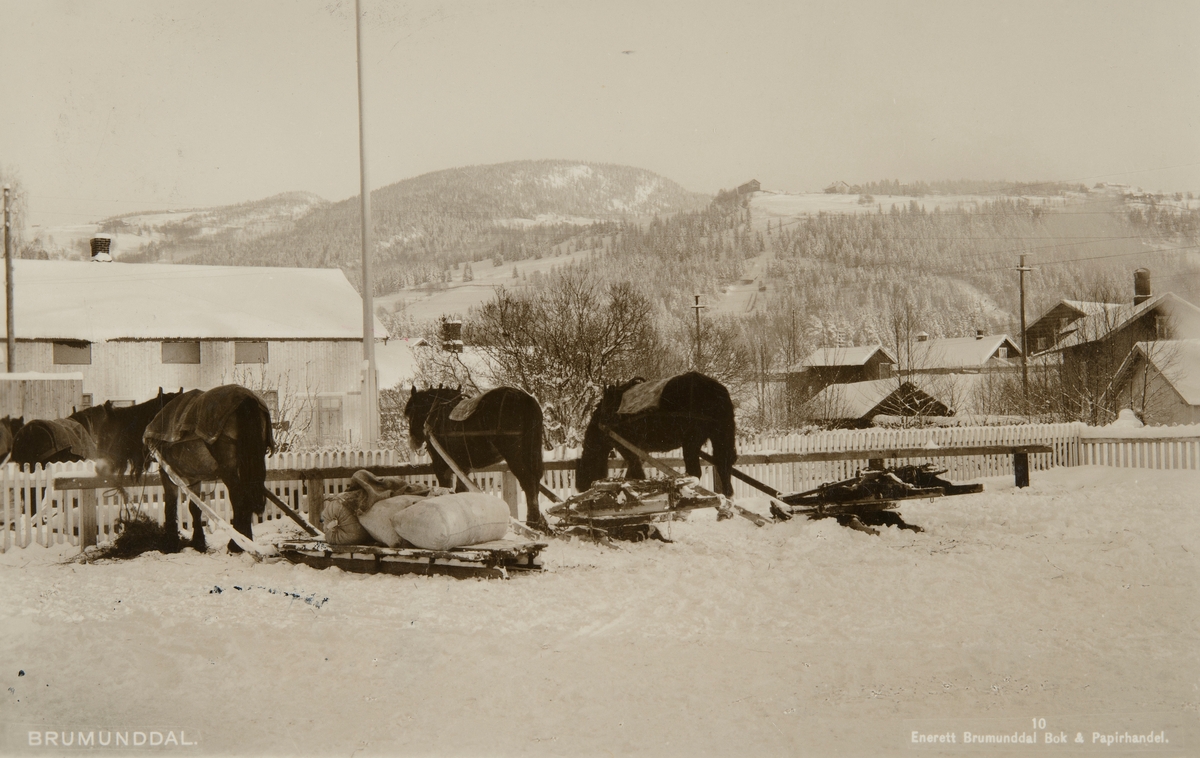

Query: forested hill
[151,160,708,289]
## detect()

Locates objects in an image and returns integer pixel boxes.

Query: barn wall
[0,375,83,419]
[12,339,372,444]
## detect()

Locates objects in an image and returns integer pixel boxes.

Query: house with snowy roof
[901,331,1022,376]
[1026,270,1200,412]
[1105,339,1200,426]
[785,344,896,403]
[0,259,388,446]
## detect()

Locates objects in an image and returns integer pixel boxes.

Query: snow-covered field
[2,466,1197,757]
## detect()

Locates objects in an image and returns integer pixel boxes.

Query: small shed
[803,378,950,428]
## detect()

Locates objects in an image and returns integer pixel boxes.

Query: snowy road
[2,466,1197,756]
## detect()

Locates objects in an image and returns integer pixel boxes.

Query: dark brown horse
[0,416,25,464]
[576,372,737,496]
[141,385,275,553]
[9,390,180,518]
[404,385,547,527]
[11,390,179,471]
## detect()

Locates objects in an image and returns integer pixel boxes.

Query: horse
[10,390,180,470]
[10,389,180,517]
[404,385,547,527]
[140,385,274,553]
[0,416,25,463]
[576,371,737,496]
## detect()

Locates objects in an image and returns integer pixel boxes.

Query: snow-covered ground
[2,466,1197,756]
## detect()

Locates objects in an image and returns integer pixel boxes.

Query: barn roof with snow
[1,260,387,342]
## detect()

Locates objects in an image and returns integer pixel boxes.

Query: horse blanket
[447,387,516,422]
[20,418,95,462]
[616,377,672,416]
[144,386,268,448]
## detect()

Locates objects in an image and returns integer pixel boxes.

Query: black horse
[140,385,275,553]
[0,416,25,463]
[404,385,547,527]
[576,371,737,496]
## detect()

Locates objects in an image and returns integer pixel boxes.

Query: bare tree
[470,269,664,446]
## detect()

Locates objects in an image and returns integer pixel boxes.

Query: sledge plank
[599,425,769,527]
[278,538,548,580]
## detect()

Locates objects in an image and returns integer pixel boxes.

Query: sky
[2,0,1199,230]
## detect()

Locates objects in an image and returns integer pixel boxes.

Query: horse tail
[235,397,269,514]
[523,392,545,482]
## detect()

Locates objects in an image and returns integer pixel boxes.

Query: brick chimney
[1134,268,1152,306]
[975,329,984,340]
[440,319,463,353]
[90,235,113,262]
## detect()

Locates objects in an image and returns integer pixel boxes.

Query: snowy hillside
[2,465,1196,756]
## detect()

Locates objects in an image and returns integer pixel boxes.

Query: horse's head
[403,385,463,451]
[86,390,184,478]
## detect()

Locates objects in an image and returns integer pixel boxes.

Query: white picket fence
[4,423,1200,552]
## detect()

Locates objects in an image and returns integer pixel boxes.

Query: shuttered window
[234,341,269,364]
[162,341,201,364]
[53,341,91,365]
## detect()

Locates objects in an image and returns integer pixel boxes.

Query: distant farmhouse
[786,345,896,405]
[1,258,387,446]
[901,331,1022,376]
[791,331,1024,426]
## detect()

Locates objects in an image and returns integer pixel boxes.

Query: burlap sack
[322,497,372,545]
[357,494,427,547]
[395,492,510,550]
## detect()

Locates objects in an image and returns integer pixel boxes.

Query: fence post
[1013,452,1030,488]
[501,470,520,520]
[306,477,325,532]
[79,488,97,551]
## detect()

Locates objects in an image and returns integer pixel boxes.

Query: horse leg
[681,438,704,482]
[617,445,646,481]
[224,480,262,553]
[710,424,737,498]
[160,479,183,553]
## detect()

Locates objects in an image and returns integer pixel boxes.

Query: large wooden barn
[0,259,387,447]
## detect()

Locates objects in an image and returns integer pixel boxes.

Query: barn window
[53,341,91,365]
[162,340,201,364]
[80,394,93,409]
[997,347,1008,359]
[260,390,279,416]
[234,341,269,364]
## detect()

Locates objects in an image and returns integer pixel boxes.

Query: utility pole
[3,185,12,373]
[691,294,706,369]
[355,0,379,444]
[1017,254,1031,407]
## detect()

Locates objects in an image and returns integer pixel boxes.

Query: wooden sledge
[277,538,548,580]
